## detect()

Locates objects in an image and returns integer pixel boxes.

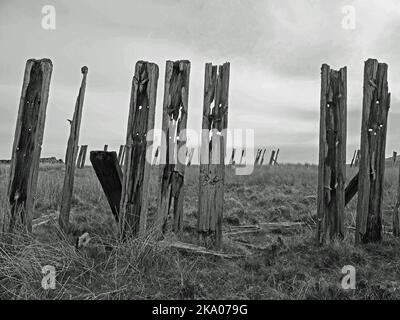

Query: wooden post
[345,172,359,206]
[76,146,84,168]
[198,62,230,249]
[80,145,88,168]
[269,150,276,165]
[254,149,261,165]
[350,149,357,167]
[393,151,397,167]
[393,166,400,237]
[5,59,53,233]
[158,60,190,235]
[104,145,108,152]
[119,61,159,239]
[316,64,347,245]
[274,149,280,165]
[230,148,236,165]
[260,149,267,165]
[239,149,245,165]
[117,145,125,165]
[59,66,88,232]
[354,149,361,167]
[152,146,160,166]
[187,147,195,166]
[356,59,390,244]
[90,151,122,222]
[119,145,126,166]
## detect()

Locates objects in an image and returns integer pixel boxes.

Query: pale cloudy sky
[1,0,400,163]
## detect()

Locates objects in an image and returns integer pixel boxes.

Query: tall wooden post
[158,60,190,235]
[393,166,400,237]
[59,67,88,232]
[119,61,159,239]
[198,62,230,249]
[5,59,52,233]
[356,59,390,244]
[316,64,347,245]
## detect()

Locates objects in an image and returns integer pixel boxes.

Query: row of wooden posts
[316,58,399,245]
[3,59,234,248]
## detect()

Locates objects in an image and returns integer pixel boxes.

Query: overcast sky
[1,0,400,163]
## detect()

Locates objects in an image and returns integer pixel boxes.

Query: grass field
[1,163,400,299]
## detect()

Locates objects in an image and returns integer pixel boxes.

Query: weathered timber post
[239,149,245,165]
[393,166,400,237]
[119,61,159,239]
[5,59,52,233]
[393,151,397,167]
[59,66,88,232]
[350,149,357,167]
[316,64,347,245]
[158,60,190,235]
[230,148,236,165]
[76,146,84,168]
[356,59,390,244]
[198,62,230,249]
[104,145,108,151]
[80,145,88,168]
[274,149,280,165]
[260,149,267,165]
[90,151,122,222]
[117,145,125,164]
[269,150,276,165]
[254,149,261,165]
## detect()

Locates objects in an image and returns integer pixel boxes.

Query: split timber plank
[6,59,53,233]
[316,64,347,245]
[90,151,122,222]
[59,67,88,232]
[158,60,191,235]
[198,62,230,249]
[356,59,390,244]
[119,61,159,239]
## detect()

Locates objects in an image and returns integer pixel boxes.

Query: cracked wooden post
[198,62,230,249]
[269,150,276,165]
[274,149,280,165]
[158,60,190,235]
[117,145,124,165]
[5,59,52,233]
[350,149,357,167]
[393,166,400,237]
[59,66,88,232]
[90,151,122,222]
[316,64,347,245]
[356,59,390,244]
[119,61,159,239]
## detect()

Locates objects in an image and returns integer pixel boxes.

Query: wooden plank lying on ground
[90,151,122,222]
[225,222,304,236]
[5,59,53,233]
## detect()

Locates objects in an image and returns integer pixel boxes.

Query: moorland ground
[1,163,400,299]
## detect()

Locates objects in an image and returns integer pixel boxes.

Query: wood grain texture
[316,64,347,245]
[59,66,88,232]
[90,151,122,222]
[198,62,230,249]
[356,59,390,244]
[5,59,53,233]
[158,60,191,235]
[119,61,159,239]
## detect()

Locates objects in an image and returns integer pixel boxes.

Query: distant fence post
[80,145,88,168]
[316,64,347,245]
[350,149,357,167]
[260,149,266,165]
[254,149,261,165]
[239,149,245,165]
[104,145,108,151]
[76,146,84,168]
[393,166,400,237]
[158,60,190,235]
[354,149,361,167]
[152,146,160,165]
[230,148,236,165]
[269,150,276,165]
[187,147,195,166]
[90,151,122,222]
[198,62,230,249]
[393,151,397,167]
[117,145,125,165]
[59,66,88,232]
[119,61,159,239]
[356,59,390,244]
[274,149,280,165]
[5,59,53,233]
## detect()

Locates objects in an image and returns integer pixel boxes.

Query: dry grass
[1,163,400,299]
